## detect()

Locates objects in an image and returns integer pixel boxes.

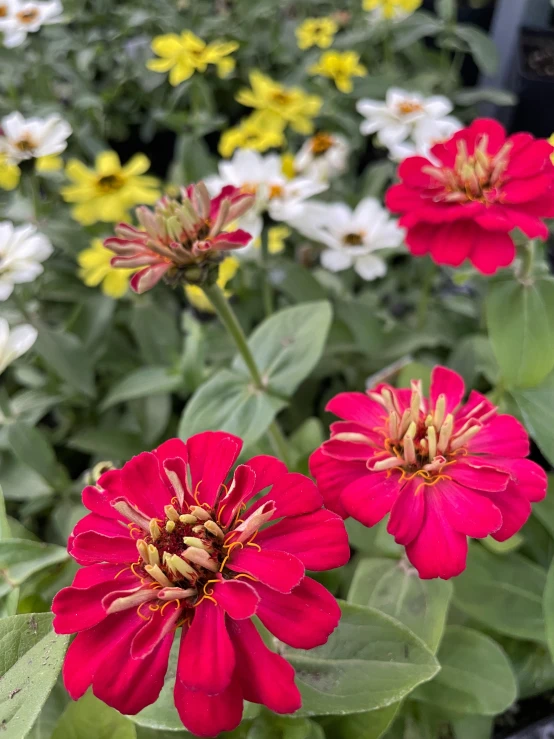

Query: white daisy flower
[0,317,37,375]
[0,0,63,48]
[356,87,454,152]
[0,221,53,300]
[0,111,71,164]
[291,197,404,280]
[294,132,350,182]
[388,116,463,162]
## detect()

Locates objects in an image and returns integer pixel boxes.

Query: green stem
[519,240,535,281]
[203,282,291,467]
[0,385,12,421]
[416,259,436,330]
[23,173,41,221]
[259,228,273,317]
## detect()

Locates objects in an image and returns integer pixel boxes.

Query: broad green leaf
[130,300,181,366]
[7,421,68,489]
[52,691,137,739]
[0,613,69,739]
[27,680,69,739]
[322,704,399,739]
[68,428,145,459]
[487,276,554,388]
[544,557,554,662]
[512,372,554,466]
[0,539,68,598]
[414,626,517,715]
[232,302,332,396]
[396,362,432,396]
[100,366,183,410]
[131,639,182,731]
[533,477,554,539]
[247,715,324,739]
[502,637,554,699]
[348,558,452,652]
[453,24,498,74]
[34,321,95,397]
[179,369,287,448]
[72,293,116,351]
[346,518,379,556]
[436,0,456,21]
[392,13,442,50]
[283,601,439,716]
[0,484,9,540]
[0,457,52,501]
[449,335,498,387]
[454,546,546,642]
[454,87,517,106]
[270,263,327,304]
[180,312,206,392]
[482,533,523,555]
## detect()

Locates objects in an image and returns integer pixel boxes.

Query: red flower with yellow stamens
[52,432,349,737]
[310,366,546,580]
[104,182,254,293]
[386,119,554,274]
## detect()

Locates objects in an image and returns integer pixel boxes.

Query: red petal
[174,674,243,738]
[70,531,137,566]
[130,263,170,294]
[309,447,367,518]
[430,366,465,415]
[467,415,529,457]
[214,578,260,619]
[326,391,387,428]
[341,471,401,528]
[186,431,243,507]
[227,547,304,594]
[387,477,425,545]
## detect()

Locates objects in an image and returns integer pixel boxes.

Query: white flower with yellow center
[356,88,454,152]
[0,221,53,300]
[0,0,63,48]
[0,112,71,168]
[387,116,463,162]
[0,318,37,375]
[294,132,349,181]
[291,197,404,280]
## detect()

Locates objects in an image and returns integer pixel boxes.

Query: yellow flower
[257,226,290,255]
[236,70,322,135]
[219,111,286,158]
[147,31,238,86]
[185,256,240,312]
[77,239,137,299]
[35,155,63,172]
[362,0,422,20]
[296,17,338,50]
[62,151,160,226]
[0,154,20,191]
[281,152,296,179]
[309,51,367,93]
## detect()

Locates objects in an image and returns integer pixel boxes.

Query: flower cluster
[0,221,52,300]
[311,366,547,579]
[148,31,238,86]
[363,0,422,22]
[104,183,254,293]
[52,432,349,736]
[0,0,62,47]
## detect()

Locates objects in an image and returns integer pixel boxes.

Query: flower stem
[519,240,536,282]
[416,259,436,330]
[0,385,12,422]
[203,283,291,466]
[259,228,273,317]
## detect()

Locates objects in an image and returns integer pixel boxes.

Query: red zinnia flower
[52,432,349,737]
[386,119,554,274]
[310,366,546,580]
[104,183,254,293]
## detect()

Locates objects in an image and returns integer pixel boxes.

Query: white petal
[320,249,353,272]
[354,254,387,281]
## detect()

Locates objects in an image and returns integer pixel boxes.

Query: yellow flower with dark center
[185,256,240,312]
[0,154,20,191]
[296,17,338,50]
[147,31,238,86]
[236,70,322,135]
[77,239,137,299]
[309,51,367,93]
[62,151,160,226]
[362,0,422,20]
[219,111,286,158]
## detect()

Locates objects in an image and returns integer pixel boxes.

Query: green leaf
[414,626,517,715]
[454,546,546,642]
[453,24,498,74]
[7,421,68,489]
[322,704,399,739]
[131,640,183,731]
[0,539,68,598]
[247,715,324,739]
[52,691,137,739]
[348,558,452,652]
[232,301,333,396]
[68,428,145,459]
[0,458,52,501]
[533,477,554,539]
[100,367,183,410]
[436,0,456,22]
[178,369,287,448]
[451,715,494,739]
[270,263,327,304]
[283,601,439,716]
[512,370,554,466]
[34,321,95,397]
[544,557,554,662]
[454,87,517,106]
[502,637,554,699]
[487,277,554,388]
[0,613,69,739]
[130,300,181,366]
[449,335,498,387]
[0,484,10,540]
[392,13,442,50]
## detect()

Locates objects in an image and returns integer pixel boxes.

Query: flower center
[311,132,334,156]
[15,135,37,153]
[97,173,125,193]
[16,7,39,22]
[268,183,284,199]
[343,231,364,246]
[272,91,292,106]
[241,183,258,196]
[424,135,512,205]
[397,101,423,116]
[0,5,8,17]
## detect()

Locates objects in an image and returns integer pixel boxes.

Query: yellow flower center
[96,173,125,193]
[17,7,40,23]
[398,101,423,116]
[272,91,293,106]
[240,183,258,196]
[0,5,8,17]
[311,132,334,156]
[15,135,37,153]
[343,232,364,246]
[268,184,284,199]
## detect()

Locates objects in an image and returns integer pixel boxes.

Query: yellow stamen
[183,536,208,550]
[427,424,437,459]
[433,395,446,430]
[166,520,176,533]
[437,414,454,454]
[164,505,180,522]
[149,519,161,540]
[147,544,160,567]
[190,506,211,521]
[179,514,197,524]
[145,564,172,587]
[204,520,225,539]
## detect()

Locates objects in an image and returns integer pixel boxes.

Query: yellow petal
[216,58,235,78]
[36,155,63,172]
[151,34,182,57]
[169,61,195,86]
[65,158,95,184]
[122,153,151,177]
[102,270,132,299]
[147,58,175,73]
[95,151,122,176]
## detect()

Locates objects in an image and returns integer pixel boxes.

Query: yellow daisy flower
[309,51,367,93]
[296,17,338,50]
[255,225,290,255]
[35,155,64,172]
[219,111,286,158]
[362,0,422,20]
[77,239,137,299]
[147,31,238,86]
[0,154,20,191]
[236,70,322,135]
[62,151,160,226]
[185,256,240,312]
[280,152,296,179]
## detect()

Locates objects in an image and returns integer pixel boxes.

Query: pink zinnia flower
[386,119,554,274]
[104,183,254,293]
[310,366,546,580]
[52,432,349,737]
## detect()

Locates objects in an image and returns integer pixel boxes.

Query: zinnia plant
[52,432,349,736]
